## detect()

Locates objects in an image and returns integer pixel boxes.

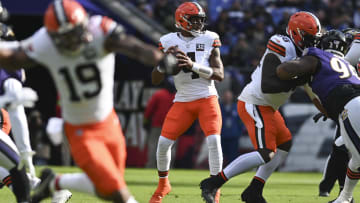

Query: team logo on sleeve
[196,43,205,51]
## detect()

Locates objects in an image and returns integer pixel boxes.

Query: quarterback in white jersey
[150,2,224,203]
[200,11,323,203]
[158,30,219,102]
[0,0,176,203]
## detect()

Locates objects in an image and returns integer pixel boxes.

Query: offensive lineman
[200,11,323,203]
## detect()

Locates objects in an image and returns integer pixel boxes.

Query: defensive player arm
[303,84,328,116]
[276,55,318,80]
[0,41,38,71]
[104,26,164,67]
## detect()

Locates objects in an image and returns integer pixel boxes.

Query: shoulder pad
[204,31,221,47]
[89,15,117,35]
[267,34,295,58]
[159,32,177,43]
[203,30,220,39]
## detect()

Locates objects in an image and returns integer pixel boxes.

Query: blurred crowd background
[1,0,357,170]
[131,0,360,96]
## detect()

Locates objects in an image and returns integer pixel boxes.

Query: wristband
[192,63,214,79]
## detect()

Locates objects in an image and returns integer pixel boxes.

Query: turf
[0,166,359,203]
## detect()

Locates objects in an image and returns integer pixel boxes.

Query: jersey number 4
[182,52,200,79]
[59,64,102,102]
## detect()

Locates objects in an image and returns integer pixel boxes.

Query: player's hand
[0,87,38,109]
[17,150,36,177]
[16,87,38,108]
[165,46,178,55]
[313,112,328,123]
[176,50,193,69]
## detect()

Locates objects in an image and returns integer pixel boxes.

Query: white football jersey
[22,15,117,124]
[159,31,220,102]
[238,34,298,110]
[345,33,360,67]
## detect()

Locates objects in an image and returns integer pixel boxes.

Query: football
[165,46,182,75]
[168,57,182,75]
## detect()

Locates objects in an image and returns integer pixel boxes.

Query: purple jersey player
[277,30,360,203]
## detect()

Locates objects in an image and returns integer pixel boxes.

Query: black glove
[313,112,327,123]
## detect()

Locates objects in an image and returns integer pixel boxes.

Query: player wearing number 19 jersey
[150,2,225,203]
[0,0,177,202]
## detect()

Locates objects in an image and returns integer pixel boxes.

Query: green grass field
[0,166,359,203]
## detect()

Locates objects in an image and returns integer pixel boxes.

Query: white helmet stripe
[54,0,68,27]
[192,2,204,15]
[305,11,321,34]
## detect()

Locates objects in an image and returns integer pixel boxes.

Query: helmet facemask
[44,0,92,57]
[175,2,206,37]
[321,30,349,57]
[286,11,321,51]
[49,21,92,56]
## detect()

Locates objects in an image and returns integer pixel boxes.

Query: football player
[0,22,72,203]
[0,0,177,202]
[317,28,360,198]
[200,11,323,203]
[150,2,224,203]
[277,29,360,203]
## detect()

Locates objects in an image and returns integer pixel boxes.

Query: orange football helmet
[44,0,91,55]
[175,2,206,36]
[286,11,321,50]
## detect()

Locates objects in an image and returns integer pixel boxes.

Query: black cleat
[200,176,219,203]
[241,185,267,203]
[31,168,56,203]
[319,191,330,197]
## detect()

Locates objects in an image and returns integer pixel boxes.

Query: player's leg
[332,100,360,203]
[198,96,223,176]
[32,111,136,203]
[0,166,40,191]
[319,127,349,197]
[146,127,161,168]
[201,101,276,203]
[0,130,30,202]
[198,96,223,203]
[150,102,196,203]
[106,113,138,202]
[242,108,292,203]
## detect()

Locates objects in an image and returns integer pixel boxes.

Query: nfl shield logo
[196,44,205,51]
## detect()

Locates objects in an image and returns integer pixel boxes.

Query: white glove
[17,150,36,177]
[46,117,64,146]
[0,87,38,109]
[13,87,38,108]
